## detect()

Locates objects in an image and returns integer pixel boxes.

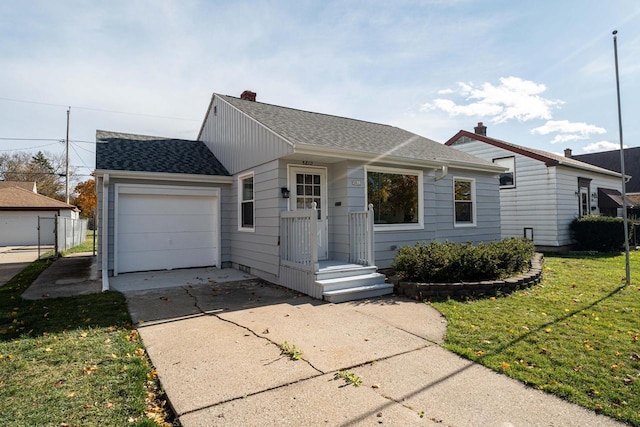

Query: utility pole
[613,30,630,286]
[65,107,70,204]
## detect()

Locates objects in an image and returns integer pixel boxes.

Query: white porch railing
[280,203,375,270]
[280,203,319,273]
[349,204,375,266]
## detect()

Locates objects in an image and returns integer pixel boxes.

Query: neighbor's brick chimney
[240,90,257,102]
[474,122,487,136]
[564,148,572,158]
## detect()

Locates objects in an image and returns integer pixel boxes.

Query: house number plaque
[302,160,314,165]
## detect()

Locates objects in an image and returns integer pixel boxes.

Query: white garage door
[116,190,218,274]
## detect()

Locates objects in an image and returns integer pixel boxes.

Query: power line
[0,96,200,122]
[0,142,61,152]
[0,137,63,141]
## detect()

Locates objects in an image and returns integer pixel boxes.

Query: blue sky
[1,0,639,180]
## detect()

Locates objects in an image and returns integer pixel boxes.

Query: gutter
[101,174,110,292]
[94,169,233,184]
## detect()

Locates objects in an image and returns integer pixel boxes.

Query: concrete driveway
[122,278,625,427]
[0,245,52,286]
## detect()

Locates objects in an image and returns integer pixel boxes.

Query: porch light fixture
[281,187,290,199]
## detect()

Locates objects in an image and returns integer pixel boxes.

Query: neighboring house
[0,183,78,246]
[446,123,625,251]
[570,147,640,213]
[570,147,640,194]
[96,92,504,302]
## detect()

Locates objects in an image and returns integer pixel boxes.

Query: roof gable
[0,186,75,210]
[96,131,230,176]
[0,181,37,192]
[214,94,497,170]
[446,130,623,178]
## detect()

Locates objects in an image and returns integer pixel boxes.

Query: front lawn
[0,258,174,426]
[432,252,640,426]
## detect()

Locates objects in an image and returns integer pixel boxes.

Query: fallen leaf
[67,391,77,398]
[80,332,88,338]
[500,362,511,370]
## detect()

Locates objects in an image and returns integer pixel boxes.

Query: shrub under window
[391,238,535,282]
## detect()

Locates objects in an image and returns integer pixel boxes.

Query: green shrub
[569,216,627,252]
[391,238,535,282]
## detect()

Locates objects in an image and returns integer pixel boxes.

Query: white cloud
[423,77,563,124]
[531,120,606,144]
[583,141,627,153]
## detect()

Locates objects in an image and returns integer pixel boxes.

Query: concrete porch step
[316,272,386,292]
[316,264,377,281]
[322,283,394,303]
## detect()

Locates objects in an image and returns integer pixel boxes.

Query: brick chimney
[474,122,487,136]
[564,148,572,158]
[240,90,257,102]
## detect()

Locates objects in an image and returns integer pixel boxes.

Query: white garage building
[0,182,78,246]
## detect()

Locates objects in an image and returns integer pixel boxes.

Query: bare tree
[0,151,78,200]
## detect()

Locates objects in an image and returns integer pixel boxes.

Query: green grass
[61,230,98,255]
[0,257,174,426]
[431,251,640,425]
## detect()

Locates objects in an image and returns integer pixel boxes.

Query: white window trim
[238,171,255,232]
[493,156,516,189]
[453,177,477,227]
[365,165,424,231]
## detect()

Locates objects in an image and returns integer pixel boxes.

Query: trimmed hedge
[570,215,627,252]
[391,238,535,283]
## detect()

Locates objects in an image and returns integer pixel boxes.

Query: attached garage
[95,131,232,290]
[115,185,220,274]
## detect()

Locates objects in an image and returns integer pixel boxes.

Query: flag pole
[613,30,631,285]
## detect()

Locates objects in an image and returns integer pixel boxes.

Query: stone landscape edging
[388,252,544,301]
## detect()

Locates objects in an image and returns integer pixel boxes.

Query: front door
[289,166,328,260]
[579,186,589,217]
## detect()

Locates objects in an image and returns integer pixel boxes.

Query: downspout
[101,174,110,292]
[434,165,448,181]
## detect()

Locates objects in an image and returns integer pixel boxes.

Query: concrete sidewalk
[0,245,53,286]
[21,252,101,300]
[124,280,625,427]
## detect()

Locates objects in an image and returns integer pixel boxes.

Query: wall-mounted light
[281,187,290,199]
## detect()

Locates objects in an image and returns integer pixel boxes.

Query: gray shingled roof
[217,94,496,167]
[96,131,229,176]
[446,131,623,178]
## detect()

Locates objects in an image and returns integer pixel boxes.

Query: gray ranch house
[95,91,504,302]
[446,123,625,251]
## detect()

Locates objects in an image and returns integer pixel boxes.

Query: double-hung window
[239,172,254,231]
[493,156,515,188]
[454,177,475,226]
[366,166,423,230]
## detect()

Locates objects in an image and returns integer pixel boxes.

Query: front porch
[279,204,393,302]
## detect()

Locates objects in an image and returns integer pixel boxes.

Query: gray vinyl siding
[450,138,624,248]
[334,163,501,269]
[199,96,294,175]
[227,160,284,282]
[450,140,564,247]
